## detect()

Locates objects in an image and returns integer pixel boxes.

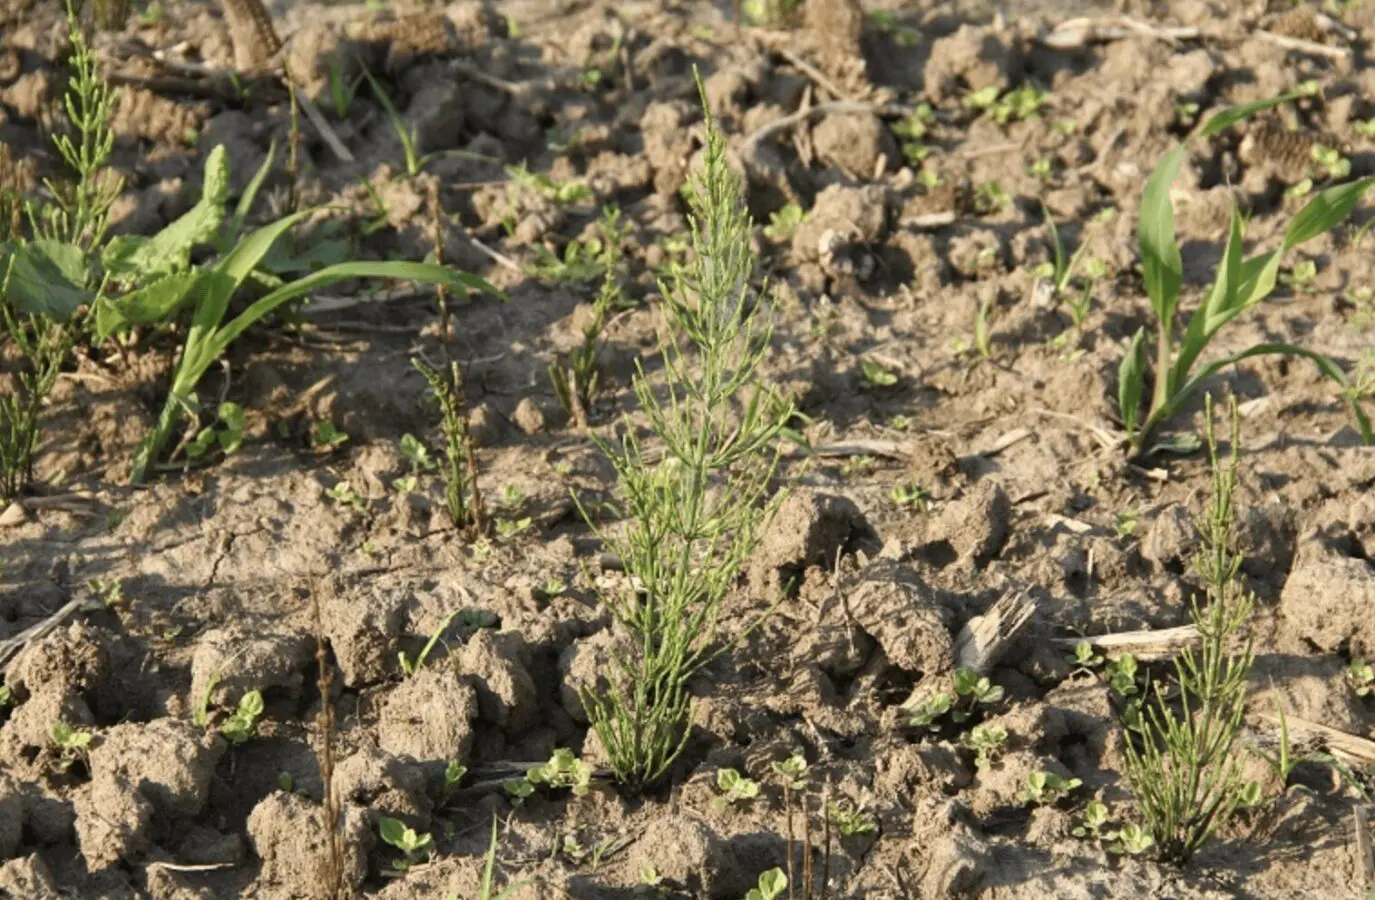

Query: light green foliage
[1349,658,1374,697]
[220,690,264,744]
[51,721,93,769]
[965,84,1048,125]
[361,66,442,176]
[503,777,535,804]
[961,723,1008,768]
[0,685,11,707]
[527,748,592,796]
[1028,157,1053,180]
[893,104,936,165]
[1310,144,1350,180]
[973,181,1008,214]
[328,60,360,119]
[1122,396,1256,864]
[771,751,809,789]
[378,817,432,870]
[398,610,457,677]
[413,359,484,532]
[1067,640,1105,675]
[1073,801,1155,855]
[973,296,993,358]
[325,481,364,510]
[1106,654,1141,697]
[715,768,760,806]
[1279,258,1317,291]
[1035,206,1091,302]
[439,760,467,806]
[577,76,797,790]
[551,208,626,427]
[860,359,898,387]
[827,796,877,836]
[185,402,245,460]
[1118,96,1373,455]
[741,0,800,25]
[400,433,437,471]
[0,287,74,500]
[908,668,1004,730]
[763,203,804,242]
[744,868,788,900]
[890,482,931,511]
[1115,507,1141,538]
[1019,770,1083,805]
[505,162,592,207]
[310,420,349,450]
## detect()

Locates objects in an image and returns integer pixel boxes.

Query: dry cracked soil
[3,0,1375,897]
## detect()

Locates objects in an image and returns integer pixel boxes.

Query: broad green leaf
[1281,176,1375,250]
[1138,144,1185,325]
[1118,328,1148,436]
[1193,90,1310,140]
[1171,343,1372,444]
[105,145,230,280]
[1172,208,1246,393]
[378,817,406,847]
[2,239,91,319]
[95,270,203,339]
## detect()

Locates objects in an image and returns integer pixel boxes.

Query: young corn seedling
[360,66,441,177]
[1121,394,1256,864]
[413,359,486,534]
[1118,96,1374,456]
[577,74,797,790]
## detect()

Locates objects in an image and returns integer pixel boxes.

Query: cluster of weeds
[892,103,937,166]
[1118,93,1373,456]
[1121,395,1258,864]
[716,767,762,807]
[51,722,93,772]
[1074,800,1155,855]
[1020,770,1083,806]
[504,748,593,802]
[907,668,1004,731]
[575,76,798,790]
[965,84,1049,125]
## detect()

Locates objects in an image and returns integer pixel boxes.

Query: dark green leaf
[1193,90,1310,140]
[95,270,203,340]
[3,239,91,319]
[1281,176,1375,250]
[1138,145,1185,325]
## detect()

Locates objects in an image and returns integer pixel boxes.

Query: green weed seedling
[551,207,626,428]
[0,684,11,707]
[503,777,535,805]
[185,401,245,461]
[744,868,788,900]
[741,0,800,26]
[462,815,535,900]
[908,668,1004,731]
[504,162,592,207]
[1117,94,1374,456]
[890,482,931,511]
[220,690,264,744]
[828,796,877,836]
[1036,206,1090,302]
[869,10,920,46]
[51,722,93,770]
[965,84,1048,125]
[1072,801,1154,856]
[378,817,432,871]
[1020,770,1083,806]
[360,67,440,177]
[861,359,898,388]
[325,481,365,510]
[961,723,1008,769]
[399,433,437,471]
[1349,658,1374,698]
[311,421,349,451]
[771,751,809,790]
[763,203,804,242]
[527,748,592,796]
[1105,653,1140,697]
[1122,396,1256,864]
[1067,640,1105,675]
[414,359,484,533]
[576,72,798,790]
[439,760,467,806]
[715,768,761,807]
[398,610,457,677]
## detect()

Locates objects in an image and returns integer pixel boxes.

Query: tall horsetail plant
[578,75,798,790]
[1122,394,1256,864]
[1119,92,1374,456]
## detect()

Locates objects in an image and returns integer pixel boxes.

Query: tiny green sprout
[503,777,535,804]
[277,771,294,793]
[827,796,877,836]
[1053,118,1079,135]
[745,868,788,900]
[916,167,941,189]
[440,760,467,805]
[974,181,1009,214]
[312,420,349,449]
[326,481,365,510]
[964,85,1001,111]
[961,723,1008,768]
[1106,823,1154,856]
[540,578,567,597]
[1348,658,1374,697]
[1028,157,1053,180]
[1115,507,1141,538]
[715,768,761,806]
[1106,654,1140,697]
[860,359,898,388]
[1355,119,1375,138]
[0,685,11,707]
[393,475,418,493]
[764,203,805,242]
[953,668,1004,718]
[908,691,952,730]
[973,296,994,359]
[1311,144,1351,180]
[1175,101,1200,124]
[1068,640,1105,674]
[399,609,458,678]
[771,752,809,789]
[1237,779,1264,809]
[869,10,920,46]
[501,484,524,506]
[400,433,436,471]
[528,748,592,796]
[890,482,931,511]
[378,817,433,871]
[1281,258,1318,291]
[186,402,245,461]
[1019,770,1083,806]
[1073,801,1110,838]
[1286,177,1314,199]
[495,517,533,540]
[51,722,93,769]
[220,690,264,745]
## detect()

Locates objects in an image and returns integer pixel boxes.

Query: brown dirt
[3,0,1375,897]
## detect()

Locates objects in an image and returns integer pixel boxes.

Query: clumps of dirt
[624,814,781,899]
[925,480,1012,568]
[843,560,955,677]
[189,625,315,711]
[1279,545,1375,657]
[378,666,479,763]
[748,489,876,595]
[922,23,1021,103]
[74,718,224,870]
[0,854,59,899]
[321,585,408,688]
[247,791,373,898]
[334,743,433,830]
[459,629,539,737]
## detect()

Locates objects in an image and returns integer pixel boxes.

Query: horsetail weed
[1119,91,1374,455]
[1122,394,1256,864]
[577,73,797,790]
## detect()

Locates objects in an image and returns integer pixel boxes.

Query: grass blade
[1281,176,1375,250]
[1118,327,1148,436]
[1192,90,1311,140]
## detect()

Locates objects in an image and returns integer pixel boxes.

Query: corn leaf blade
[1139,144,1185,325]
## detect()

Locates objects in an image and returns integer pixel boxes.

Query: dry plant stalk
[310,582,346,900]
[427,179,452,339]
